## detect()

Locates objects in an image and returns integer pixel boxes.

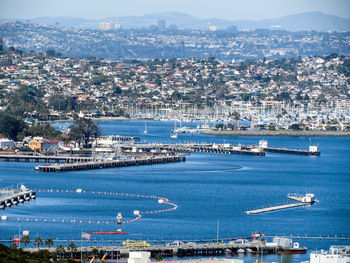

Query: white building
[127,252,150,263]
[0,136,15,149]
[99,21,115,31]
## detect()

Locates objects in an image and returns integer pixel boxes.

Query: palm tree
[10,243,18,250]
[92,247,99,257]
[56,244,65,259]
[45,237,54,249]
[21,235,31,248]
[67,241,78,259]
[34,236,43,250]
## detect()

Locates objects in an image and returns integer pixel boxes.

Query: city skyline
[1,0,350,21]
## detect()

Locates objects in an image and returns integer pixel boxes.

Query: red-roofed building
[29,139,62,151]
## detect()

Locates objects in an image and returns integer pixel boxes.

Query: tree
[34,236,43,250]
[21,235,31,248]
[10,243,18,250]
[0,114,28,141]
[45,237,54,248]
[91,247,99,257]
[68,118,101,148]
[67,241,78,258]
[56,244,65,259]
[155,253,164,261]
[230,111,240,130]
[289,123,301,131]
[29,124,61,139]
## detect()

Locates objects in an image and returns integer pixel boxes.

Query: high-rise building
[158,20,166,31]
[99,22,115,31]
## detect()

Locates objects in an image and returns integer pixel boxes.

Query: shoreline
[201,129,350,137]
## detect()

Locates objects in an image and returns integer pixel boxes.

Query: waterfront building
[29,139,62,151]
[0,135,15,149]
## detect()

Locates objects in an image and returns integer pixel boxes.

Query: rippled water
[1,120,349,262]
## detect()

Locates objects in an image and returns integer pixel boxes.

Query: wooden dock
[244,202,310,214]
[36,155,186,172]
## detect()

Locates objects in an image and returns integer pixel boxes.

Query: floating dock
[36,155,186,172]
[0,185,36,210]
[244,193,317,215]
[244,202,310,214]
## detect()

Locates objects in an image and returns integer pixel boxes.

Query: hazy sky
[1,0,350,21]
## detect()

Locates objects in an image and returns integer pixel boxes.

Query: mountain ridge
[1,11,349,31]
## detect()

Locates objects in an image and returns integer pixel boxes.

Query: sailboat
[170,121,178,138]
[144,120,147,135]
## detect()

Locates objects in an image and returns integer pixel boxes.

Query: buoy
[1,215,8,221]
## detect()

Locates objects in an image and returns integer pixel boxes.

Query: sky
[1,0,350,21]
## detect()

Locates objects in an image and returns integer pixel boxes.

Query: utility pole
[216,219,220,244]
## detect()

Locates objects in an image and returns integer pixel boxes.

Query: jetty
[0,185,36,210]
[244,194,317,215]
[244,202,310,214]
[36,154,186,172]
[256,140,320,156]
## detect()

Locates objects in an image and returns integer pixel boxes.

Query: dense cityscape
[0,44,349,132]
[1,21,350,61]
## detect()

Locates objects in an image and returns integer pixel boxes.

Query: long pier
[36,155,186,172]
[263,147,320,156]
[0,154,93,163]
[23,241,283,259]
[244,194,317,215]
[244,202,310,214]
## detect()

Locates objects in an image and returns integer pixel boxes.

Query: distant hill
[2,11,349,31]
[235,12,350,31]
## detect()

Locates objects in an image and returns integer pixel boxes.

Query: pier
[244,194,317,215]
[244,202,310,214]
[0,154,93,163]
[0,185,36,210]
[36,155,186,172]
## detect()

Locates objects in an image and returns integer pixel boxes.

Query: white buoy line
[2,188,178,225]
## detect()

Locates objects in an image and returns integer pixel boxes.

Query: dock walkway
[244,202,309,214]
[37,155,186,172]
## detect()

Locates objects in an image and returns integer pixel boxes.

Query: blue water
[1,120,350,262]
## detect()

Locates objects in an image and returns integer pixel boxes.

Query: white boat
[170,121,178,138]
[144,120,147,134]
